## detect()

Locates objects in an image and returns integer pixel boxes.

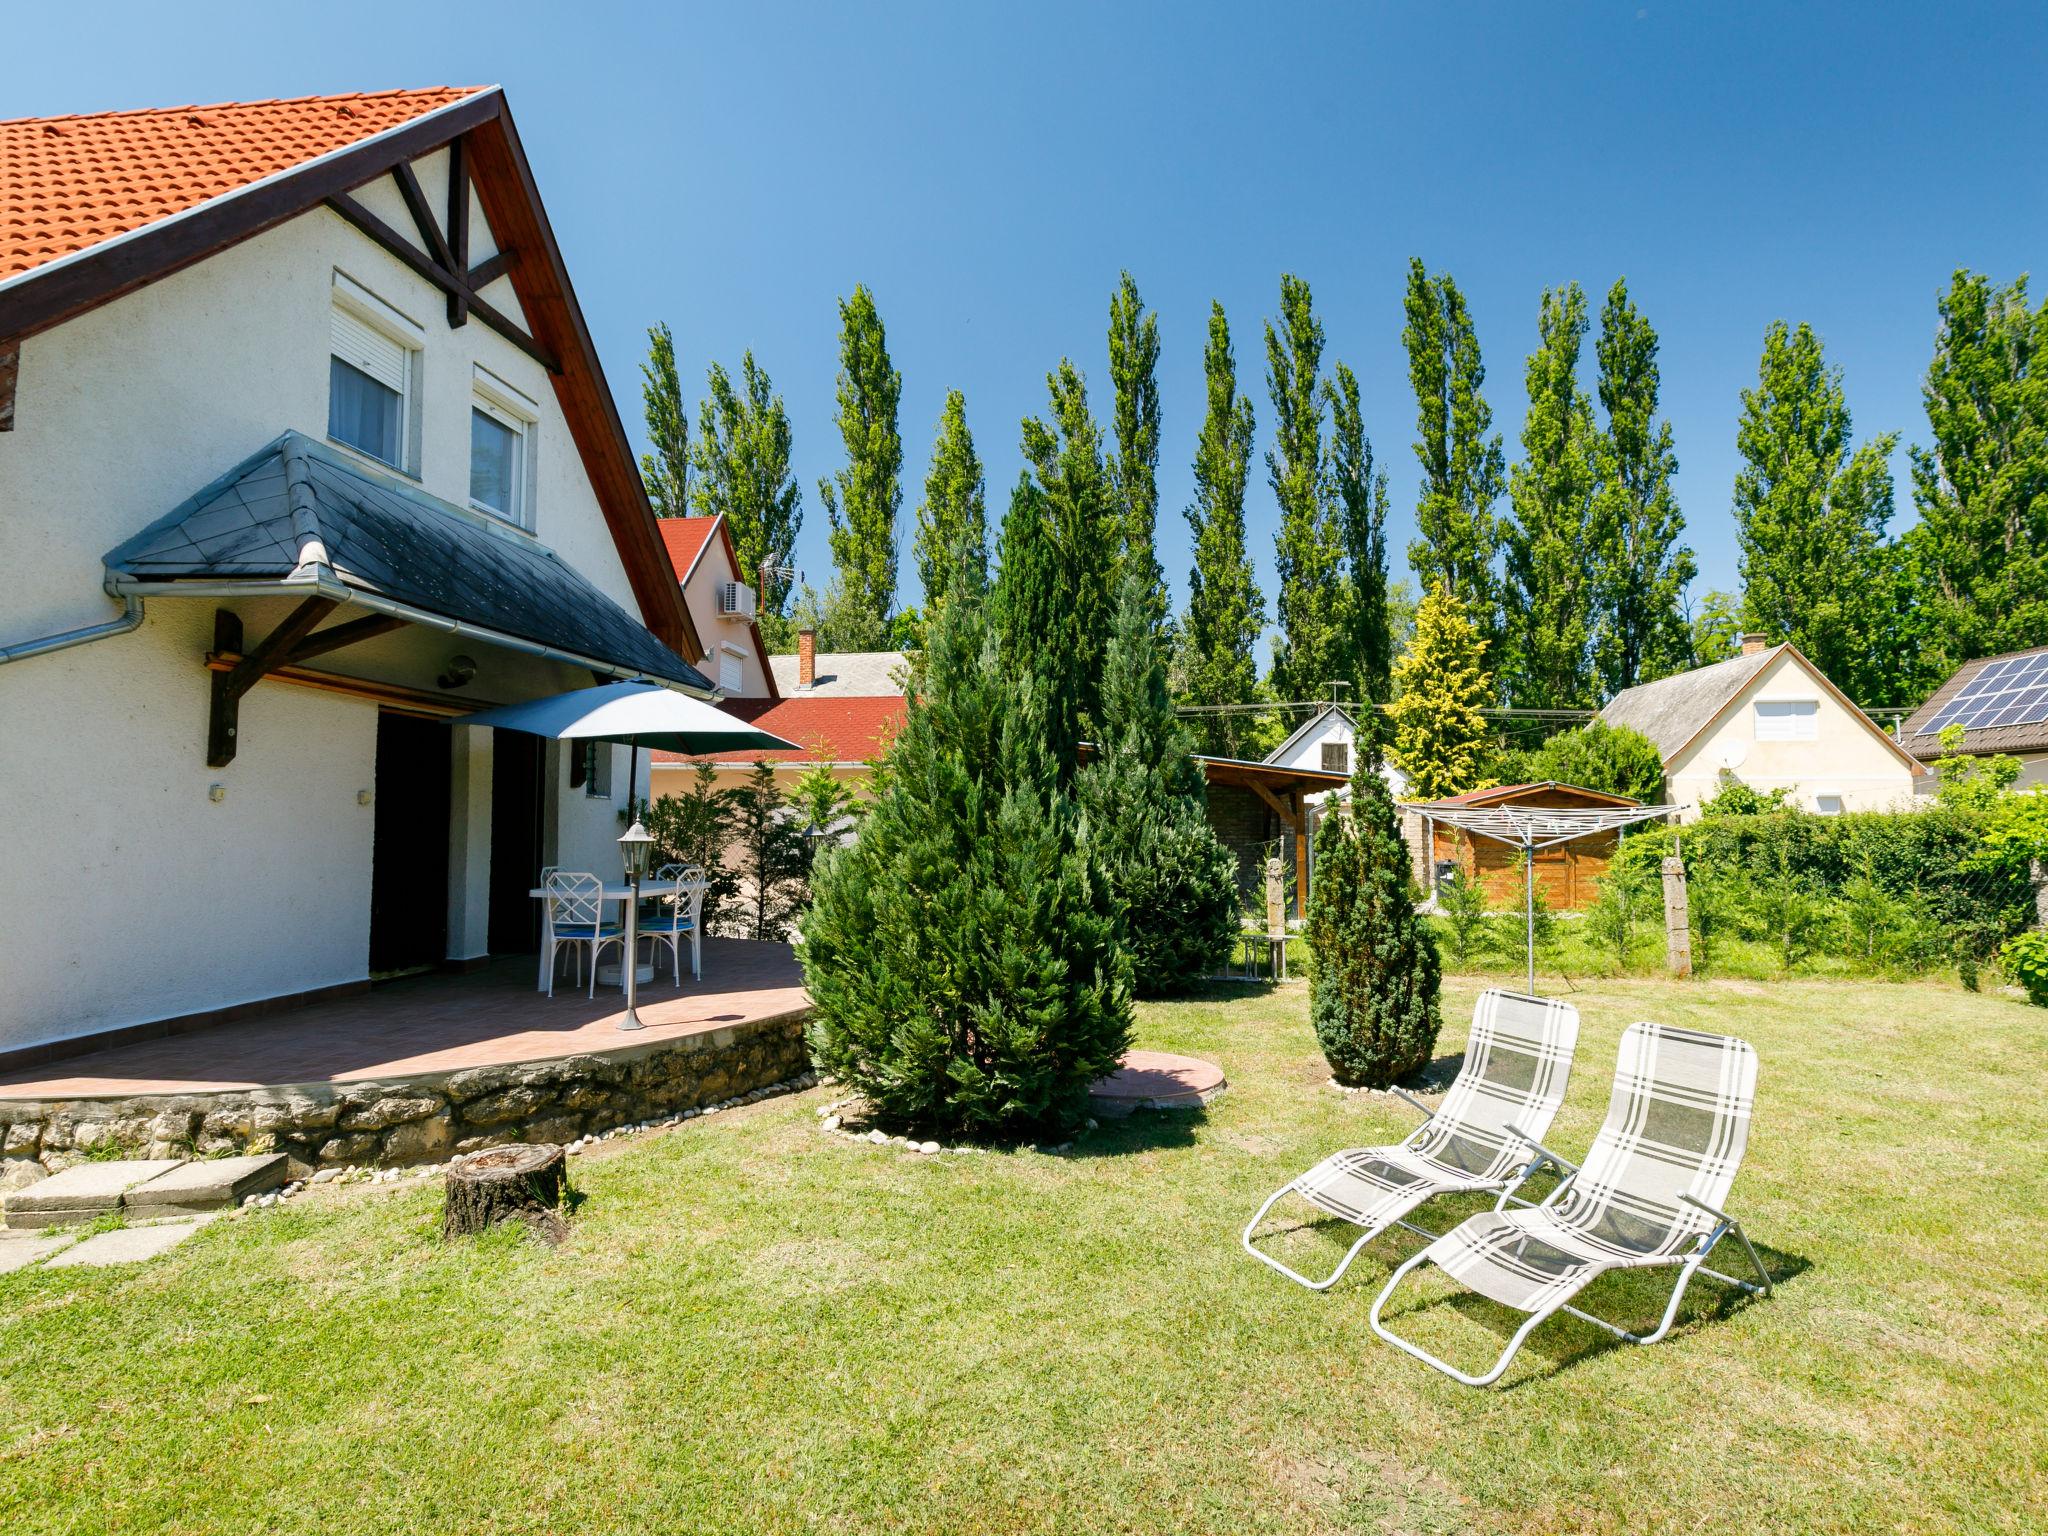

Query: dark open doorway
[369,710,452,976]
[488,729,546,954]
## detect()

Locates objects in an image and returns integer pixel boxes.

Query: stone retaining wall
[0,1012,810,1182]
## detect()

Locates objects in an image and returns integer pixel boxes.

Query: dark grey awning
[103,431,710,692]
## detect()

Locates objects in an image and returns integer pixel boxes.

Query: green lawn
[5,974,2045,1534]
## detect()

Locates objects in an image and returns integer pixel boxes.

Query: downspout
[0,594,145,666]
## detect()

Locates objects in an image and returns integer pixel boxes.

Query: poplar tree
[1388,584,1494,801]
[691,352,802,613]
[1179,302,1266,758]
[639,322,689,517]
[1733,321,1901,702]
[913,388,987,627]
[1503,282,1600,709]
[1591,278,1694,695]
[1404,259,1505,651]
[1266,274,1346,704]
[1107,271,1166,621]
[818,286,903,644]
[1906,270,2048,676]
[1327,361,1393,705]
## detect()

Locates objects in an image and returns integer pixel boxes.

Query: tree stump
[441,1143,567,1242]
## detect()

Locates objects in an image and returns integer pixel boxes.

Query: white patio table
[527,879,702,992]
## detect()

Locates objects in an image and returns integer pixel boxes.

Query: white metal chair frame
[1242,990,1580,1291]
[1368,1026,1773,1388]
[542,871,623,999]
[640,862,705,984]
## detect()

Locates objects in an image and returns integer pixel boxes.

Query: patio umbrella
[463,681,799,1029]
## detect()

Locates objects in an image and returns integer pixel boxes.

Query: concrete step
[2,1158,183,1229]
[42,1215,215,1268]
[126,1154,287,1217]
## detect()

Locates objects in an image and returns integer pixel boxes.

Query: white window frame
[717,643,747,694]
[471,364,540,531]
[329,270,424,476]
[1754,699,1819,742]
[1813,793,1845,815]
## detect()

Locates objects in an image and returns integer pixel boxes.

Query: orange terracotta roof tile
[652,695,907,767]
[655,516,722,581]
[1,87,487,281]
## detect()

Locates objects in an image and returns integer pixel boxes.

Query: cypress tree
[1307,736,1444,1088]
[1266,274,1347,704]
[1328,361,1393,705]
[1591,278,1694,695]
[799,584,1133,1139]
[818,285,903,646]
[913,388,987,630]
[1503,282,1601,709]
[1107,271,1167,623]
[1180,302,1266,758]
[1078,566,1240,995]
[1733,321,1902,703]
[1404,259,1505,653]
[639,321,689,517]
[1388,584,1494,800]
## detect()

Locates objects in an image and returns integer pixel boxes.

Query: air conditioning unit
[717,581,757,620]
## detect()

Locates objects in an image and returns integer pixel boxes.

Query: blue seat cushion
[554,923,621,940]
[641,917,695,934]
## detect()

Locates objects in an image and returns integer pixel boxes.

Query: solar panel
[1923,652,2048,735]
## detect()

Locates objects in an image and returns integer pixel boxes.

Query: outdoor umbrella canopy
[460,680,798,756]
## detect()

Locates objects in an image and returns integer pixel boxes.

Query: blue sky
[18,2,2048,642]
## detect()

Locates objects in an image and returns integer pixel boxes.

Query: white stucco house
[0,87,721,1066]
[1264,703,1407,798]
[1600,636,1927,817]
[656,514,777,700]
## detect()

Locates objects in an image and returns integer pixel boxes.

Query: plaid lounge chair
[1242,990,1580,1291]
[1369,1020,1773,1386]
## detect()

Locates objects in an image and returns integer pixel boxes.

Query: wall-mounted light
[358,789,373,806]
[208,783,226,803]
[438,653,478,690]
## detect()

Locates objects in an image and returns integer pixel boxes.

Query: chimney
[797,627,816,689]
[1740,632,1770,656]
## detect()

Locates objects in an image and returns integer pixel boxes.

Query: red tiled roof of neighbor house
[0,87,483,280]
[654,694,906,768]
[654,516,721,582]
[1422,781,1642,809]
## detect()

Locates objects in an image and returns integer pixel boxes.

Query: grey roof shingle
[103,432,708,690]
[1598,648,1779,759]
[767,649,907,696]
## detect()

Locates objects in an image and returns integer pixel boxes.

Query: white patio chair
[1369,1020,1772,1387]
[1243,990,1581,1291]
[542,871,622,999]
[640,862,705,985]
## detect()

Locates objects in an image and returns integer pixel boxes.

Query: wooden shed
[1416,782,1642,912]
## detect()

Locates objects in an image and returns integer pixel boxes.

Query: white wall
[0,193,654,1053]
[1666,651,1923,817]
[1266,710,1404,800]
[677,528,773,698]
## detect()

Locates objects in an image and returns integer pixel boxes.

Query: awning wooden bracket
[205,599,378,765]
[1247,778,1299,831]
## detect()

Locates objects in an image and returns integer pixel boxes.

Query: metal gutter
[0,594,145,666]
[101,573,717,699]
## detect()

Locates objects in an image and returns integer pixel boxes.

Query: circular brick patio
[1088,1050,1227,1117]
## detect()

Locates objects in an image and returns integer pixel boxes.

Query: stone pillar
[1662,856,1692,977]
[2033,858,2048,931]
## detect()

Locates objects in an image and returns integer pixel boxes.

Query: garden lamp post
[617,818,655,1031]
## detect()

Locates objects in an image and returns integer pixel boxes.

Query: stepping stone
[1088,1051,1228,1117]
[0,1231,68,1274]
[2,1159,183,1229]
[126,1154,287,1217]
[43,1216,213,1268]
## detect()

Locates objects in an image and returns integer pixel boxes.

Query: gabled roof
[1899,643,2048,760]
[1264,703,1357,764]
[1421,781,1641,810]
[104,432,710,691]
[770,650,908,697]
[0,86,700,668]
[1,88,480,281]
[1601,642,1928,778]
[651,694,906,768]
[655,516,722,585]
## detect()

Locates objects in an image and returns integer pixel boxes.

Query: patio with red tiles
[0,939,809,1100]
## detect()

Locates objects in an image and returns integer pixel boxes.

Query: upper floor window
[718,645,745,693]
[329,272,422,474]
[1754,699,1819,742]
[1321,740,1350,774]
[471,366,538,529]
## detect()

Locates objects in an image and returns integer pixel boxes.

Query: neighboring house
[1412,782,1642,912]
[655,514,776,699]
[1600,635,1926,817]
[1264,702,1407,796]
[1898,643,2048,791]
[647,630,905,799]
[0,88,716,1064]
